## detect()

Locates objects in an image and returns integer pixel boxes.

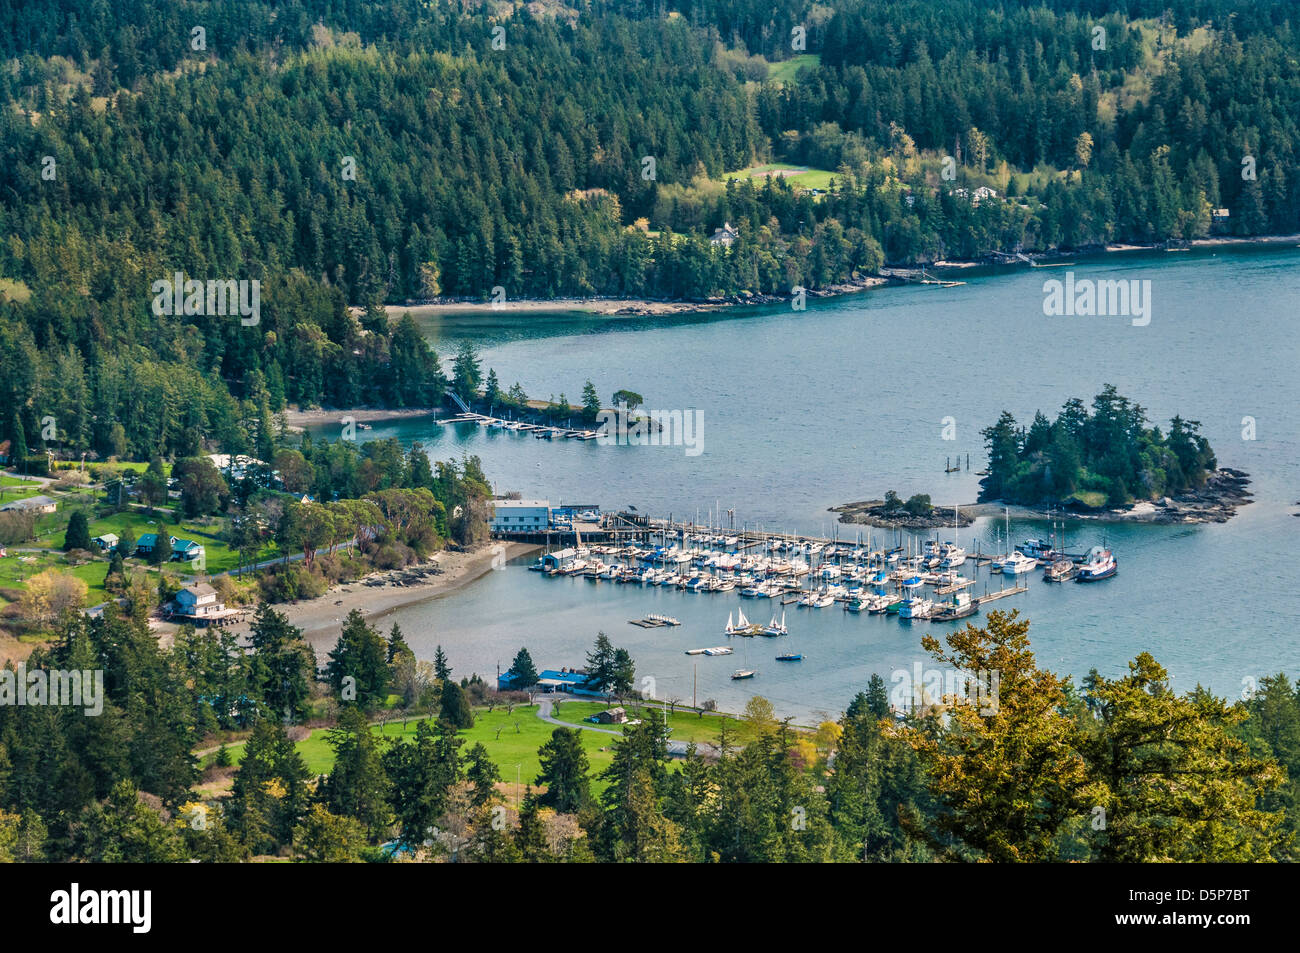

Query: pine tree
[508,647,538,687]
[433,645,451,682]
[537,727,591,813]
[63,511,92,551]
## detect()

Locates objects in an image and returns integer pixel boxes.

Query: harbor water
[312,247,1300,721]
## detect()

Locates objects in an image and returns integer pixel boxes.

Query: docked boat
[703,646,734,656]
[760,611,788,637]
[939,544,967,569]
[1016,538,1054,560]
[725,609,764,637]
[898,596,934,620]
[1001,551,1038,575]
[648,614,680,626]
[1045,558,1076,582]
[932,591,978,622]
[1075,545,1117,582]
[810,593,835,608]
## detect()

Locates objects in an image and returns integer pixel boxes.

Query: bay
[316,247,1300,722]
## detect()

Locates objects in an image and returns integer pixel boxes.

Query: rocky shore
[832,469,1253,529]
[829,501,977,529]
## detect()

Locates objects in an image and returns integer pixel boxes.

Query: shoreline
[220,541,538,650]
[833,470,1252,529]
[354,234,1300,320]
[281,406,437,431]
[362,275,891,319]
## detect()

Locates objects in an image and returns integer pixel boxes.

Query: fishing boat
[1001,551,1038,575]
[898,596,934,619]
[932,591,978,622]
[775,652,803,662]
[1016,538,1054,559]
[1045,558,1076,582]
[1075,545,1117,582]
[731,669,756,680]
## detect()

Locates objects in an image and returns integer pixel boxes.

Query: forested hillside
[3,0,1300,461]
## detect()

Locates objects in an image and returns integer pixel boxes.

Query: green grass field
[0,550,110,600]
[724,162,837,192]
[548,700,739,746]
[766,54,821,84]
[203,706,624,798]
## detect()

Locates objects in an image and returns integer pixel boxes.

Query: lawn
[549,699,740,747]
[0,550,111,601]
[0,482,44,503]
[724,162,837,192]
[766,53,821,84]
[201,706,623,800]
[84,509,264,576]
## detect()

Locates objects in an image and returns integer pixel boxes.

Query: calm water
[314,247,1300,721]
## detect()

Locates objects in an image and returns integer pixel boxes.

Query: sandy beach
[282,406,438,431]
[220,541,538,650]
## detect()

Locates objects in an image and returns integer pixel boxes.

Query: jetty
[436,412,601,441]
[975,585,1029,605]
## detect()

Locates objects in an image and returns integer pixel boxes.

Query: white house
[709,222,739,247]
[173,584,223,619]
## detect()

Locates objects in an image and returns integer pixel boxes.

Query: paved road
[535,697,623,735]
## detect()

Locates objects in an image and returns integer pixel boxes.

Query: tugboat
[1075,545,1117,582]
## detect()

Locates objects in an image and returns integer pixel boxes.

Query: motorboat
[1076,545,1117,582]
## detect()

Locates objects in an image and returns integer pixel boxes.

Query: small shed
[91,533,119,552]
[595,707,627,724]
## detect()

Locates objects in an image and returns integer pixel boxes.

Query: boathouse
[491,499,551,534]
[541,548,577,571]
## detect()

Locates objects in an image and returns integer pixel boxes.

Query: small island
[835,386,1252,527]
[975,385,1250,521]
[831,492,974,529]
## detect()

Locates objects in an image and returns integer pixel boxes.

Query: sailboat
[938,506,966,568]
[725,608,762,637]
[760,611,788,637]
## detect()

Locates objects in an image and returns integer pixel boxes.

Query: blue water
[312,247,1300,721]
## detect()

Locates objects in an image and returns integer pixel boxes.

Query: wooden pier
[975,585,1029,605]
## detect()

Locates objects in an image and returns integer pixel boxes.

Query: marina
[522,524,1110,657]
[313,247,1300,721]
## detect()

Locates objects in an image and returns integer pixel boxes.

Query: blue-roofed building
[170,538,205,562]
[535,668,601,696]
